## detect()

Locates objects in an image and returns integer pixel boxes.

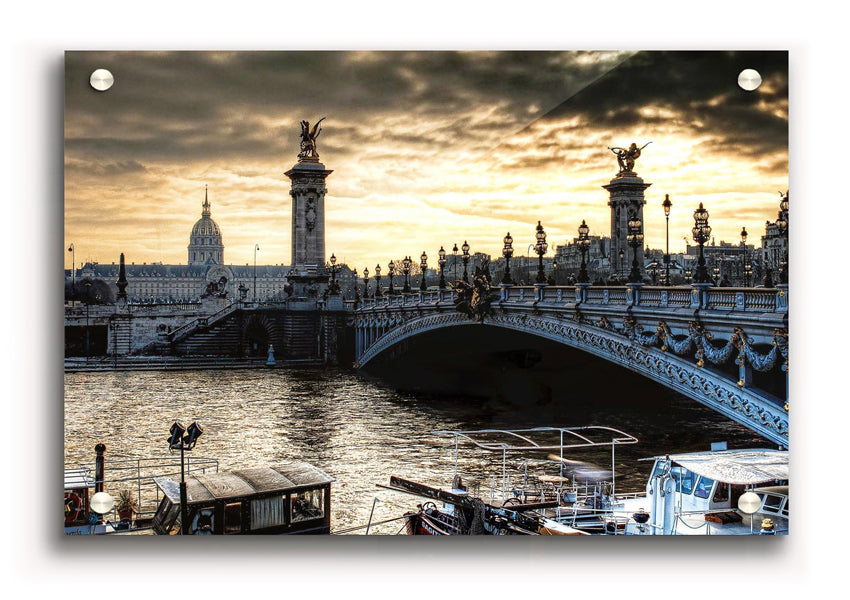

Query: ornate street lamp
[363,266,370,299]
[438,246,447,289]
[577,220,590,284]
[691,203,712,284]
[420,251,428,291]
[744,263,753,288]
[461,240,470,283]
[662,194,672,285]
[535,221,549,284]
[627,213,644,283]
[387,260,396,294]
[740,227,748,287]
[712,265,721,285]
[776,191,789,284]
[502,232,514,284]
[329,253,340,295]
[167,420,204,535]
[649,260,660,285]
[402,256,411,293]
[374,264,382,298]
[552,258,558,285]
[353,268,360,302]
[452,243,459,282]
[684,268,692,284]
[618,249,625,280]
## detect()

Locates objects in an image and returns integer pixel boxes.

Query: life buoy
[64,492,82,525]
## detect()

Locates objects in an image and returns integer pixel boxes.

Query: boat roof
[432,426,638,452]
[154,462,334,504]
[667,449,788,485]
[64,468,94,491]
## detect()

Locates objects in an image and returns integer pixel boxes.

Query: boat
[385,476,587,535]
[151,462,334,535]
[382,426,639,535]
[612,446,789,535]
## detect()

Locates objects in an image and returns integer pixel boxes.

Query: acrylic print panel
[64,51,788,536]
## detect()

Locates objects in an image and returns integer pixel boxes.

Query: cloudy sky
[64,50,787,270]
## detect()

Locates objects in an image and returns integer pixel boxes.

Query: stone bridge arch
[355,310,788,448]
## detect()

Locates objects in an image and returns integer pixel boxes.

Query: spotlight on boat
[184,421,204,450]
[632,509,650,524]
[167,421,185,449]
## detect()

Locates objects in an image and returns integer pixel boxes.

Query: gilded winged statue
[298,117,326,160]
[608,141,651,175]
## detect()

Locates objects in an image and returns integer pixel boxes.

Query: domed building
[188,186,224,265]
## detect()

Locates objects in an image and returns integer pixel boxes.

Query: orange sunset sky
[64,51,788,270]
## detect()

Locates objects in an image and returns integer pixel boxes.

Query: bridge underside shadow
[360,324,784,447]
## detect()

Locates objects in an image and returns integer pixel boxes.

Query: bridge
[353,282,789,448]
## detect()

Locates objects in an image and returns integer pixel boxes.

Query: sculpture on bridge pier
[298,117,326,162]
[608,141,651,177]
[454,269,494,323]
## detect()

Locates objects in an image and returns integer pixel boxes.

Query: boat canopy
[155,462,334,504]
[667,449,788,485]
[433,426,638,452]
[64,468,94,490]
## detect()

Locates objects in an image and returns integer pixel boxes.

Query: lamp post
[627,213,644,283]
[353,268,360,303]
[374,264,382,298]
[552,259,558,285]
[502,232,514,284]
[329,253,339,294]
[68,243,75,307]
[691,203,712,284]
[438,246,447,290]
[452,243,459,282]
[84,279,92,360]
[618,249,625,280]
[684,268,692,284]
[363,266,370,299]
[535,221,549,284]
[419,251,428,291]
[744,263,752,288]
[712,265,721,286]
[740,227,748,287]
[577,220,590,284]
[776,191,789,284]
[402,256,411,293]
[387,260,396,295]
[461,241,470,283]
[253,244,260,302]
[167,420,204,535]
[662,194,672,285]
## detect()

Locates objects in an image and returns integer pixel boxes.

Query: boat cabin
[151,462,334,535]
[625,448,789,535]
[64,467,94,532]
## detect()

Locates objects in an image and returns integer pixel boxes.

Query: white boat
[612,447,789,535]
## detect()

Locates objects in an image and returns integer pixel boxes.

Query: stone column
[285,160,333,298]
[604,174,651,281]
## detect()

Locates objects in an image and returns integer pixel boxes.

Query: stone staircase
[172,312,244,357]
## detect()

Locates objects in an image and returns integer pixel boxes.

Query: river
[64,367,766,534]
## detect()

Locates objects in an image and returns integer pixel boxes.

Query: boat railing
[65,455,219,525]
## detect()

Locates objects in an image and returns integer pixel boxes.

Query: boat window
[694,476,714,499]
[712,482,729,503]
[224,502,243,534]
[783,496,789,516]
[651,461,668,479]
[251,495,286,530]
[152,497,180,535]
[672,467,696,495]
[291,488,324,523]
[761,493,783,513]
